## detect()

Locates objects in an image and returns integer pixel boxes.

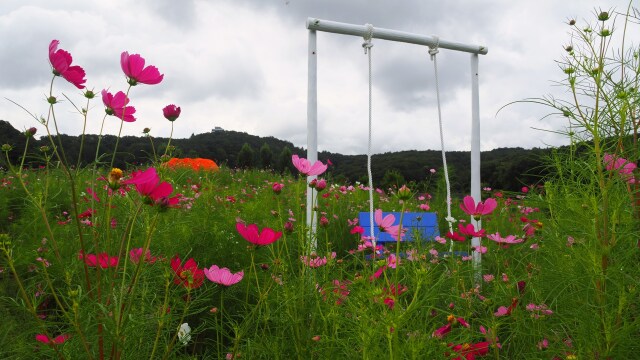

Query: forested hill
[0,120,549,191]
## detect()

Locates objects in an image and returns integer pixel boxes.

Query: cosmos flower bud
[163,104,181,122]
[84,90,96,99]
[272,182,284,194]
[1,144,13,152]
[284,221,294,233]
[47,96,57,104]
[599,29,611,37]
[39,145,50,153]
[397,185,412,200]
[25,127,37,137]
[598,11,609,21]
[143,127,151,134]
[315,179,327,192]
[568,19,576,26]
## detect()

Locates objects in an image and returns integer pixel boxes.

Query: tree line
[0,120,549,191]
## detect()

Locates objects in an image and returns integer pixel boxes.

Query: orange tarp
[165,158,219,172]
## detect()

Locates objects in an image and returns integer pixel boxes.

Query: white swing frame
[305,17,487,270]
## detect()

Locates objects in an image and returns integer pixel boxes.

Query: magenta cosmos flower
[458,223,487,238]
[121,51,164,85]
[120,167,179,207]
[460,195,497,218]
[78,251,119,268]
[48,40,86,89]
[171,256,205,289]
[36,333,70,345]
[236,223,282,246]
[129,248,158,264]
[163,104,181,121]
[291,155,327,176]
[204,265,243,286]
[101,90,136,122]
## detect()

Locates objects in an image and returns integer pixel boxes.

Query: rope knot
[362,23,374,54]
[428,35,440,60]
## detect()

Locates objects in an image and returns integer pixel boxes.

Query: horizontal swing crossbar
[306,17,488,55]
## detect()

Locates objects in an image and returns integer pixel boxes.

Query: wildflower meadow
[1,8,639,360]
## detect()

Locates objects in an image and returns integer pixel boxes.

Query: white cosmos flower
[177,322,191,346]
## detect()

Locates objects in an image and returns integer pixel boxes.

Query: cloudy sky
[0,0,636,155]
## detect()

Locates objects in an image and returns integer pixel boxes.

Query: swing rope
[360,27,454,253]
[429,36,455,252]
[362,23,377,251]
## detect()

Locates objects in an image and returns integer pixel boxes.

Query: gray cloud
[1,0,637,156]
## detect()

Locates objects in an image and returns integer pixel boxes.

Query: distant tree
[237,143,255,168]
[187,149,199,158]
[214,147,227,165]
[277,146,293,173]
[381,169,405,190]
[259,142,273,169]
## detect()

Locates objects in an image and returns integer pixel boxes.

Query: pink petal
[36,334,50,343]
[460,195,477,215]
[481,198,497,215]
[137,65,164,84]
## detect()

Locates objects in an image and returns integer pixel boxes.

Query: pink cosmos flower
[79,251,119,268]
[526,303,553,318]
[487,232,524,244]
[36,333,70,345]
[171,256,205,289]
[604,153,637,183]
[374,209,406,240]
[163,104,181,121]
[236,223,282,246]
[101,90,136,122]
[460,195,497,218]
[474,246,488,254]
[387,253,400,269]
[204,265,244,286]
[494,306,509,317]
[374,209,395,232]
[537,338,549,350]
[291,155,327,176]
[48,40,86,89]
[494,298,518,317]
[121,51,164,85]
[301,252,336,268]
[129,248,158,264]
[121,168,179,206]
